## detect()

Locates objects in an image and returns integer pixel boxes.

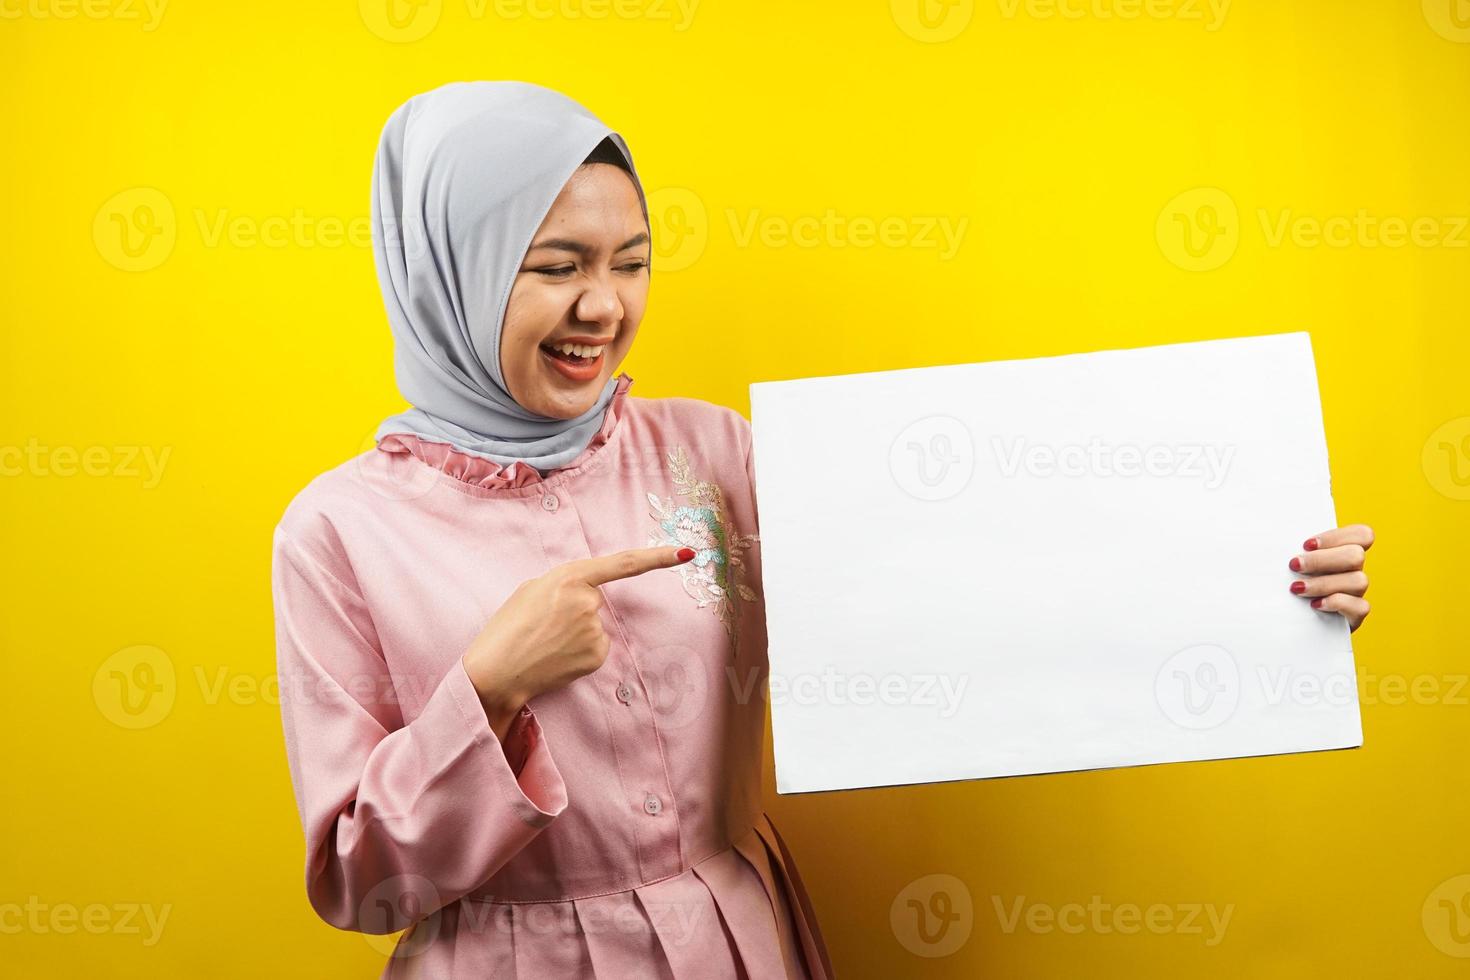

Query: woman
[272,80,833,978]
[272,80,1374,978]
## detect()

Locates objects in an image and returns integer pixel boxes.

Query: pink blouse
[271,373,834,978]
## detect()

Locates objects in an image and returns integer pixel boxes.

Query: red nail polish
[1310,598,1323,609]
[1289,557,1302,572]
[1290,581,1306,594]
[676,547,695,562]
[1303,538,1319,551]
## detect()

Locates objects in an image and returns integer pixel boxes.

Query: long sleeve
[741,414,760,537]
[271,525,567,934]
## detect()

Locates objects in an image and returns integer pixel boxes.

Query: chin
[513,347,622,418]
[536,384,606,420]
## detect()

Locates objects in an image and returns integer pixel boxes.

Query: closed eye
[532,261,649,278]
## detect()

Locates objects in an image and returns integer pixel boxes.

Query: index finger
[1304,524,1375,552]
[563,546,695,587]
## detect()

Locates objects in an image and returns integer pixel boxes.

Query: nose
[574,272,624,329]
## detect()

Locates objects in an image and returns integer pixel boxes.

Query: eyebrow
[527,232,650,256]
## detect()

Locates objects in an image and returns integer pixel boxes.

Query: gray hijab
[370,81,648,470]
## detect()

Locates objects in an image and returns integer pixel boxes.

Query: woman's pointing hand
[462,545,696,740]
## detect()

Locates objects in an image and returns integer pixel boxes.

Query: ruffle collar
[376,374,632,490]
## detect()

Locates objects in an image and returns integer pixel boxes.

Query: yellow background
[3,0,1468,976]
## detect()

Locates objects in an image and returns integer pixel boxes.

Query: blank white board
[749,332,1361,794]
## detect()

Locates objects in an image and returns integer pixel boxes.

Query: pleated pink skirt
[385,814,833,979]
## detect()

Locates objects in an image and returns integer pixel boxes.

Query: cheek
[613,289,646,356]
[497,325,533,387]
[619,281,650,326]
[497,285,558,389]
[502,288,557,353]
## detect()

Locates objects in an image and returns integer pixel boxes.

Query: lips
[539,341,605,382]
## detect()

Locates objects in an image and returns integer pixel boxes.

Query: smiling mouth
[539,341,606,366]
[538,338,611,382]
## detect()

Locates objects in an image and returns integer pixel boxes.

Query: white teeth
[552,342,604,358]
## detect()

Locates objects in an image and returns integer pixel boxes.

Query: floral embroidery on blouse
[646,446,759,656]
